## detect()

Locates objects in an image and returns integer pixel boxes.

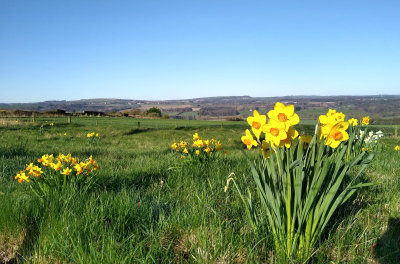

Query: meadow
[0,116,399,263]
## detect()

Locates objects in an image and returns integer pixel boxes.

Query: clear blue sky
[1,0,399,103]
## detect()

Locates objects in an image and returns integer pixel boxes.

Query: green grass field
[1,117,400,263]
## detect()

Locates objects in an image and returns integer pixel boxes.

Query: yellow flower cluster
[87,132,100,138]
[242,102,300,156]
[319,111,370,148]
[395,145,400,151]
[171,133,224,162]
[14,153,99,183]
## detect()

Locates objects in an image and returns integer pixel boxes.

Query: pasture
[0,117,399,263]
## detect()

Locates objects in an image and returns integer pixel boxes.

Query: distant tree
[146,107,162,117]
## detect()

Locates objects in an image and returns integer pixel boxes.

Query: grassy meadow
[1,117,400,263]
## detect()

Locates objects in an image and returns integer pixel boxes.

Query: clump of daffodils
[14,153,99,199]
[241,102,304,157]
[235,102,377,262]
[87,132,100,138]
[171,133,224,164]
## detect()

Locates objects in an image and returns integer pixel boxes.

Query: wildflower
[395,145,400,151]
[267,102,299,131]
[64,133,67,136]
[247,110,266,139]
[95,133,99,137]
[263,119,287,147]
[50,122,54,126]
[193,133,200,140]
[183,148,188,154]
[348,118,358,127]
[204,147,211,153]
[15,171,29,183]
[324,121,349,148]
[195,150,200,155]
[361,116,370,126]
[61,167,72,176]
[335,112,345,122]
[241,129,258,150]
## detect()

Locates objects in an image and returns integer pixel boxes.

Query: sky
[1,0,400,103]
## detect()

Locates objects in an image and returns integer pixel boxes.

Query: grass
[0,117,400,263]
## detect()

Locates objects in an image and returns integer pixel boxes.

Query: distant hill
[1,95,400,123]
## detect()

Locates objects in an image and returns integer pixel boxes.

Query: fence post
[395,126,398,138]
[68,115,71,124]
[32,112,36,124]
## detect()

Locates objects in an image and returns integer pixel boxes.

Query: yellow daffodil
[38,154,54,166]
[183,148,188,154]
[263,119,287,147]
[215,142,222,151]
[61,167,72,176]
[74,163,84,175]
[50,161,62,171]
[348,118,358,126]
[324,121,349,148]
[15,171,29,183]
[279,126,299,148]
[247,110,266,139]
[204,147,211,153]
[29,166,43,177]
[267,102,299,131]
[95,133,99,137]
[25,162,34,172]
[193,139,204,148]
[241,129,258,150]
[171,142,179,150]
[361,116,370,126]
[395,145,400,151]
[195,150,200,155]
[193,133,200,140]
[50,122,54,126]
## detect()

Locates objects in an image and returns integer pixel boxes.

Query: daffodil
[61,167,72,176]
[15,171,29,183]
[195,150,200,155]
[215,142,222,151]
[324,121,349,148]
[247,110,266,139]
[193,133,200,140]
[29,166,43,177]
[279,126,299,148]
[25,162,34,172]
[361,116,370,126]
[267,102,299,131]
[193,139,204,148]
[50,161,62,171]
[348,118,358,127]
[204,147,211,153]
[263,119,287,147]
[74,163,84,175]
[241,129,258,150]
[183,148,188,154]
[395,145,400,151]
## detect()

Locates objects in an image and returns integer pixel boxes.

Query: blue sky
[1,0,399,103]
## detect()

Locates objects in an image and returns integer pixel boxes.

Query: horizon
[1,1,400,103]
[2,94,400,105]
